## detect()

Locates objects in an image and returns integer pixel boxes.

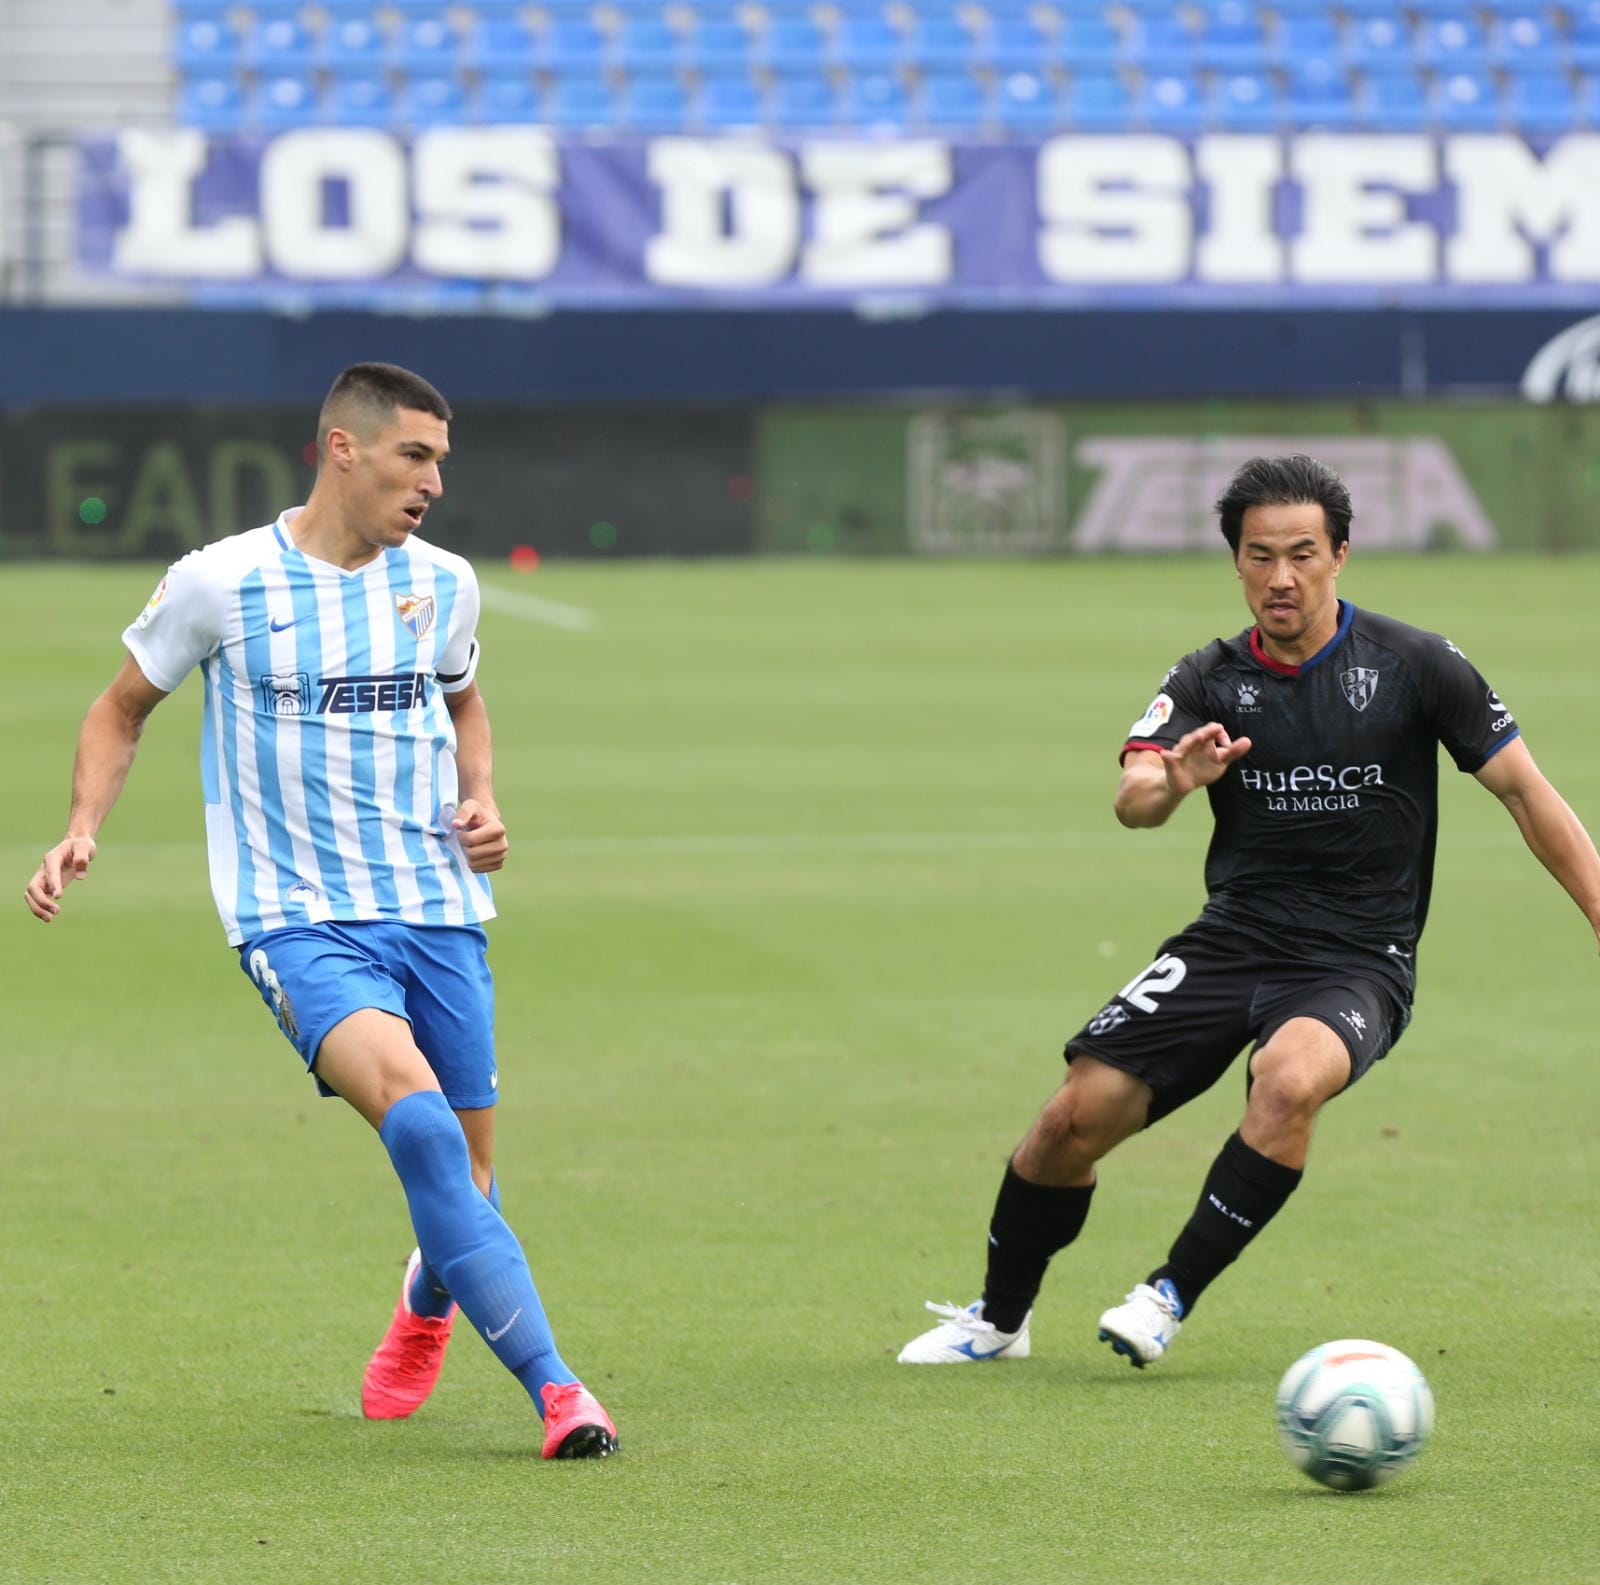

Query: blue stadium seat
[254,71,319,128]
[1287,57,1355,125]
[1139,68,1203,126]
[1128,9,1194,70]
[242,0,305,22]
[319,16,386,74]
[174,17,243,70]
[248,15,314,69]
[701,75,765,125]
[1196,0,1266,69]
[1434,68,1500,127]
[841,71,909,125]
[1276,13,1339,62]
[173,0,233,19]
[546,74,619,127]
[622,74,690,128]
[1579,71,1600,121]
[1211,69,1285,127]
[464,20,538,75]
[834,17,902,70]
[465,0,528,18]
[687,19,751,75]
[475,75,540,122]
[179,71,247,130]
[1492,9,1563,69]
[761,19,826,73]
[995,69,1060,128]
[908,17,976,69]
[1342,15,1413,71]
[1053,13,1119,67]
[615,17,683,73]
[1067,68,1131,125]
[327,72,393,125]
[1572,3,1600,69]
[1358,68,1428,130]
[1505,68,1578,130]
[919,70,987,126]
[319,0,381,14]
[393,17,458,72]
[540,19,607,72]
[772,74,836,126]
[1419,12,1489,69]
[400,73,468,125]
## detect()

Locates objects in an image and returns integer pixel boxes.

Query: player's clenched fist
[1161,722,1253,796]
[452,800,509,874]
[24,835,97,922]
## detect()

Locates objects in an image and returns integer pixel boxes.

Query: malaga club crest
[1340,667,1380,712]
[394,592,436,640]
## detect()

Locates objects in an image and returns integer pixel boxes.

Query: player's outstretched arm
[1115,724,1253,829]
[24,656,168,922]
[444,681,508,874]
[1475,737,1600,954]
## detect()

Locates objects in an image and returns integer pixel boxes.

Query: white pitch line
[478,583,596,632]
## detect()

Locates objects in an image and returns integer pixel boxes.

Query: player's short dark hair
[317,362,451,451]
[1215,455,1352,555]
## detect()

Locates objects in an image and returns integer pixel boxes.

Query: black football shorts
[1064,923,1411,1126]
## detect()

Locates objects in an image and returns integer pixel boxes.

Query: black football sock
[1148,1130,1303,1316]
[981,1161,1095,1334]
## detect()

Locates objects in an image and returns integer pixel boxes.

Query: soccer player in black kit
[899,454,1600,1367]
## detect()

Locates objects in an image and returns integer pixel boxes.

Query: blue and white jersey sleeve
[122,550,227,693]
[434,557,481,694]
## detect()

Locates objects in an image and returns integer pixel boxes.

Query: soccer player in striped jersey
[23,362,618,1459]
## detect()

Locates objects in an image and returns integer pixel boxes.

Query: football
[1275,1339,1435,1491]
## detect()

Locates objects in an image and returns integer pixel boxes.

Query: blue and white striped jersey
[123,508,495,946]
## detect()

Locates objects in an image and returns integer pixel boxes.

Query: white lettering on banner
[1522,313,1600,402]
[1037,135,1192,283]
[1070,436,1497,551]
[645,139,799,286]
[800,142,953,286]
[261,130,408,279]
[1194,136,1283,284]
[112,129,261,276]
[1290,135,1436,284]
[1444,135,1600,284]
[412,128,560,281]
[99,131,1600,288]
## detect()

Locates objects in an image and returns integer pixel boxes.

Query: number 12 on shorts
[1117,953,1188,1014]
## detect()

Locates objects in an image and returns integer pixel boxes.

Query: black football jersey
[1120,602,1519,998]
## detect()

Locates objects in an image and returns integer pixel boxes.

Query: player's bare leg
[899,1057,1150,1363]
[1102,1019,1352,1367]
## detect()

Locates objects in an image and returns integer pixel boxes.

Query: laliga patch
[1129,692,1174,738]
[135,574,170,630]
[394,591,436,640]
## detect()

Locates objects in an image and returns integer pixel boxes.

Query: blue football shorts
[238,920,498,1109]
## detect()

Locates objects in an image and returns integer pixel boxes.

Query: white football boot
[1097,1279,1184,1368]
[897,1300,1031,1364]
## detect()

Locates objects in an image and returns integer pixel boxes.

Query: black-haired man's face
[333,406,449,548]
[1235,502,1346,650]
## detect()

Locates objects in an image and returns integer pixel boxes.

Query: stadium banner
[757,401,1600,555]
[76,129,1600,307]
[0,405,757,561]
[3,399,1597,560]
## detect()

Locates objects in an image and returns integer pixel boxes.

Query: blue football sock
[407,1170,500,1319]
[381,1092,577,1412]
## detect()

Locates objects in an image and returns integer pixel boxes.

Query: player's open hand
[24,835,98,922]
[452,800,509,873]
[1161,723,1253,796]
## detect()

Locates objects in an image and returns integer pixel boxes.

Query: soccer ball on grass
[1275,1339,1434,1491]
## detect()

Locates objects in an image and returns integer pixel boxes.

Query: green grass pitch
[2,555,1596,1585]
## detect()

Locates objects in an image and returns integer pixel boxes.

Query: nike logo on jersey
[269,616,300,632]
[486,1308,523,1343]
